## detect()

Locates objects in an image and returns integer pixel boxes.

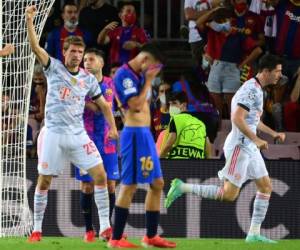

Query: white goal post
[0,0,55,237]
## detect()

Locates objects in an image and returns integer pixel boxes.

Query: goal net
[0,0,55,237]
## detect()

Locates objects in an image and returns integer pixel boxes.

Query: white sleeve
[184,0,193,9]
[88,75,102,99]
[43,57,61,75]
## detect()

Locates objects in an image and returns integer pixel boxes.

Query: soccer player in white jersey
[165,54,286,243]
[25,6,118,242]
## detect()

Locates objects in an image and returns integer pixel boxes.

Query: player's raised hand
[273,132,286,143]
[145,64,163,82]
[108,127,119,140]
[254,137,268,150]
[25,5,37,20]
[0,44,15,57]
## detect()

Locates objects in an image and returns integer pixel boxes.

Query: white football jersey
[43,57,101,135]
[224,77,264,153]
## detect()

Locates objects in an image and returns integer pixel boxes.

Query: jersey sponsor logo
[59,87,71,100]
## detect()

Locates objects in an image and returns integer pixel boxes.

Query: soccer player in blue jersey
[74,48,120,242]
[108,43,176,248]
[165,54,286,243]
[25,6,118,242]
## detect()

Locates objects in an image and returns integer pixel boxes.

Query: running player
[25,6,118,242]
[74,48,119,242]
[165,54,285,244]
[108,43,176,248]
[0,44,14,57]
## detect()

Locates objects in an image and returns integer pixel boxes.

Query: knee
[81,182,94,194]
[93,170,107,186]
[107,182,116,193]
[150,179,164,192]
[222,190,239,202]
[37,176,51,190]
[258,183,272,195]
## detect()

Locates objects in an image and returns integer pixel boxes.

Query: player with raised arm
[165,54,286,244]
[74,48,120,242]
[108,43,176,248]
[25,6,118,242]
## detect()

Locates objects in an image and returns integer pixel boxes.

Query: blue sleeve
[172,81,183,92]
[83,30,93,48]
[114,70,139,106]
[45,30,56,58]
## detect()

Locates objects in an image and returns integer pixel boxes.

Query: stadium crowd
[25,0,300,161]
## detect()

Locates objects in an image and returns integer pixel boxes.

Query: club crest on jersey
[70,77,77,85]
[105,88,113,96]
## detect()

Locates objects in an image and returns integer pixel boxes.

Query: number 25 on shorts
[140,156,153,177]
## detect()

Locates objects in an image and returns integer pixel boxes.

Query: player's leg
[112,184,137,240]
[165,145,247,207]
[141,178,176,248]
[29,127,64,242]
[70,132,111,238]
[107,180,116,221]
[101,152,120,222]
[87,163,111,239]
[74,165,95,242]
[246,152,276,243]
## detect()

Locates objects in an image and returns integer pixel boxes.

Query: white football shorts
[218,145,268,188]
[37,127,102,175]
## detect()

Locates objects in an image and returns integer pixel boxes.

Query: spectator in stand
[284,68,300,131]
[79,0,120,48]
[269,0,300,84]
[172,69,219,143]
[27,64,47,158]
[263,75,287,131]
[184,0,224,66]
[152,81,171,140]
[45,1,92,62]
[97,2,149,64]
[159,92,211,159]
[196,2,264,119]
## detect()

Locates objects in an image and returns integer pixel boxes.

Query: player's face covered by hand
[64,45,84,68]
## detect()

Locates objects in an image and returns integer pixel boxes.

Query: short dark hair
[257,54,283,72]
[140,42,165,64]
[119,1,137,11]
[84,48,105,60]
[62,1,78,12]
[169,91,188,105]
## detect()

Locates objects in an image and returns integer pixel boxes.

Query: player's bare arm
[257,121,286,143]
[25,5,49,67]
[232,106,268,150]
[0,44,14,57]
[94,95,118,140]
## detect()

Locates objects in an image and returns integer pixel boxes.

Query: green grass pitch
[0,238,300,250]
